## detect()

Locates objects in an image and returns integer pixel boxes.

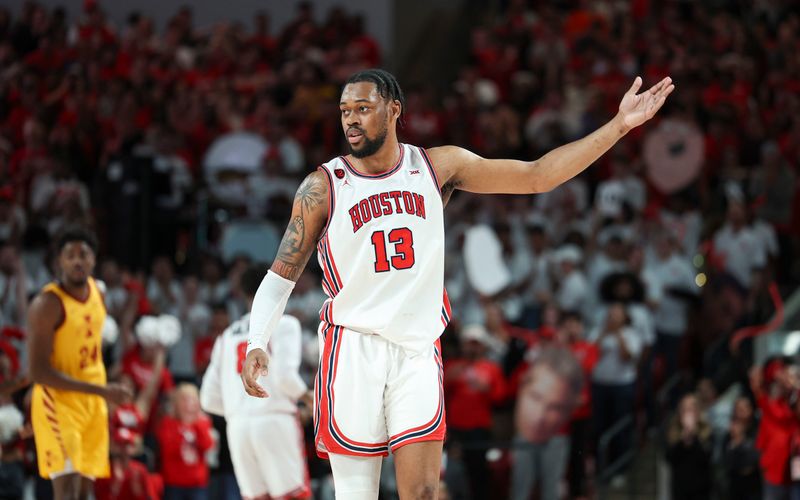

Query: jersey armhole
[42,290,67,332]
[90,278,108,315]
[316,165,335,241]
[418,147,442,196]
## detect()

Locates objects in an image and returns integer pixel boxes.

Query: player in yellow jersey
[27,228,131,500]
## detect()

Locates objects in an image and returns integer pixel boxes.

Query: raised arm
[242,170,329,398]
[135,345,166,418]
[428,77,674,196]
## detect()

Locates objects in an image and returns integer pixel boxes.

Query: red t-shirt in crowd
[568,340,599,421]
[156,415,214,488]
[111,403,145,438]
[756,394,799,485]
[122,348,175,431]
[444,358,507,430]
[193,336,215,375]
[94,459,157,500]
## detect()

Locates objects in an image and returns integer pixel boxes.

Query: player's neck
[59,280,90,302]
[348,137,401,175]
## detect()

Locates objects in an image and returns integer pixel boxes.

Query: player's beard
[350,122,388,159]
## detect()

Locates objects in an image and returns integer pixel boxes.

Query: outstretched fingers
[648,77,673,96]
[627,76,643,95]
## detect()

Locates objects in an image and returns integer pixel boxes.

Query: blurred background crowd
[0,0,799,499]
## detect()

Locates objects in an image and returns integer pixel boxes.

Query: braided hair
[344,69,405,121]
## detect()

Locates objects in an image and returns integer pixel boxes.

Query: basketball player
[27,228,130,500]
[200,265,311,499]
[242,69,674,499]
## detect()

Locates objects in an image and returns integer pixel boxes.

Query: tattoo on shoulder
[295,173,327,213]
[272,173,327,281]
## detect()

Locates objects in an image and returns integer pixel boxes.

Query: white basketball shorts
[313,323,445,459]
[226,413,311,499]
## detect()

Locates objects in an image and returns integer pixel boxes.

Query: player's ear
[391,99,402,121]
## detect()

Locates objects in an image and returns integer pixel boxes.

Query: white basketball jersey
[200,313,308,419]
[316,143,451,355]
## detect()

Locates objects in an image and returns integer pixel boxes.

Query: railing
[656,374,682,421]
[595,414,637,500]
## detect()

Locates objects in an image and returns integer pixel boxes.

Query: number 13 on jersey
[371,228,415,272]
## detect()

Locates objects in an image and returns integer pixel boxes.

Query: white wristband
[246,271,295,355]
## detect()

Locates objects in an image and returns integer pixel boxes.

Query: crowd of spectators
[0,0,798,499]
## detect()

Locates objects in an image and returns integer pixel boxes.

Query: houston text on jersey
[348,191,426,233]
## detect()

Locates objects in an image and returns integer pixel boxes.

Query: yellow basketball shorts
[31,384,110,479]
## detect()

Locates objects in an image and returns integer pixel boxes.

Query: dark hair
[240,265,267,299]
[56,227,97,254]
[210,302,229,314]
[528,225,546,236]
[559,310,583,325]
[344,69,405,120]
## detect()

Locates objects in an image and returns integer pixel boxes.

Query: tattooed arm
[241,171,329,398]
[270,171,329,281]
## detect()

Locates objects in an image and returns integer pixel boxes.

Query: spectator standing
[712,199,766,292]
[752,360,800,500]
[198,255,229,306]
[122,338,175,434]
[146,126,193,260]
[99,259,130,322]
[193,304,229,379]
[724,417,762,500]
[588,302,643,470]
[510,347,584,500]
[170,276,211,382]
[0,189,26,244]
[444,325,507,500]
[552,245,589,318]
[557,312,598,499]
[147,256,182,316]
[665,394,713,500]
[157,383,215,500]
[0,241,29,328]
[587,232,630,306]
[643,232,697,376]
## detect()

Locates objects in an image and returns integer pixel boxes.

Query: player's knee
[52,477,80,500]
[406,481,437,500]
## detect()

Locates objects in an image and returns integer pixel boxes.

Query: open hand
[617,76,675,130]
[241,349,269,398]
[102,382,133,405]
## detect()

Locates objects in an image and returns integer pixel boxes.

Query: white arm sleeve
[200,336,224,416]
[271,315,309,400]
[247,271,296,355]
